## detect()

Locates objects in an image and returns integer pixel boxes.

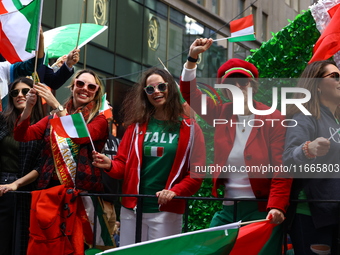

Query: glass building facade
[41,0,251,136]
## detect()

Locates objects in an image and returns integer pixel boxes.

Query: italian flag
[97,220,275,255]
[228,14,256,42]
[99,93,113,119]
[50,113,89,138]
[144,146,164,157]
[0,0,43,63]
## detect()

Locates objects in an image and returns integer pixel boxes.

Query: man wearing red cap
[180,38,292,255]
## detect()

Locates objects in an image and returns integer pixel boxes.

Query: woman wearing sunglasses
[0,77,45,255]
[180,38,292,254]
[283,60,340,255]
[92,67,205,246]
[8,70,108,254]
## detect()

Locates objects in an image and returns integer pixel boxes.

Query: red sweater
[105,118,206,214]
[180,78,292,213]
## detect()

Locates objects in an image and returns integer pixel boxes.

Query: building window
[285,0,290,6]
[261,12,268,41]
[197,0,205,6]
[239,0,245,17]
[211,0,219,15]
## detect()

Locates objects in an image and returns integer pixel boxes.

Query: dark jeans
[289,213,338,255]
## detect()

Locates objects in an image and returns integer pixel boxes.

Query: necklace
[238,115,252,133]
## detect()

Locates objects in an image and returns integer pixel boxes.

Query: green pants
[210,201,283,255]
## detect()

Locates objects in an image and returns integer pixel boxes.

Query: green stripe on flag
[92,197,114,246]
[19,0,41,52]
[12,0,24,10]
[71,113,89,138]
[228,34,256,42]
[101,227,239,255]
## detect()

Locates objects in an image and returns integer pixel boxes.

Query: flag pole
[76,0,86,49]
[80,112,96,151]
[240,218,269,226]
[33,0,44,85]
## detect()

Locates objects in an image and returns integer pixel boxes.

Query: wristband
[187,56,198,63]
[302,141,316,159]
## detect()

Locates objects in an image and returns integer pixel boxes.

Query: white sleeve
[181,63,197,81]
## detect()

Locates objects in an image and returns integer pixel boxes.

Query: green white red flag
[228,14,256,42]
[97,222,240,255]
[0,0,43,63]
[50,112,89,138]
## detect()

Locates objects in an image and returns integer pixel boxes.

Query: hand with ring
[156,189,177,205]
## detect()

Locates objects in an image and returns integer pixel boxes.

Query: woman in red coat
[180,38,292,255]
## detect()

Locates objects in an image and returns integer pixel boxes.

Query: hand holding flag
[50,112,95,151]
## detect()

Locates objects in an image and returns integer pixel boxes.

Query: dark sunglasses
[323,72,340,82]
[224,77,250,86]
[144,82,168,95]
[10,88,30,97]
[74,79,99,92]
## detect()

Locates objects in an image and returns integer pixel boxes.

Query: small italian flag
[99,93,113,119]
[50,113,89,138]
[228,14,256,42]
[144,146,164,157]
[0,0,43,63]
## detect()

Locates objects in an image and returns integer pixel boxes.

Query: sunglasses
[74,79,99,92]
[223,77,250,86]
[10,88,30,97]
[323,72,340,82]
[144,82,168,95]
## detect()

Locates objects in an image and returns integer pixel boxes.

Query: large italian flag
[0,0,43,63]
[50,112,90,138]
[96,219,276,255]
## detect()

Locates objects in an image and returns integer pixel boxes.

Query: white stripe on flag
[1,9,35,60]
[150,147,158,157]
[60,115,79,138]
[2,0,34,13]
[231,26,254,37]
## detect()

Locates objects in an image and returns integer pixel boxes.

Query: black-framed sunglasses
[323,72,340,82]
[224,77,250,86]
[144,82,168,95]
[74,79,99,92]
[10,88,30,98]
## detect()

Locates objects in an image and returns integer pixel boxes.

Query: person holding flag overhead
[92,67,205,246]
[9,69,108,254]
[180,38,292,255]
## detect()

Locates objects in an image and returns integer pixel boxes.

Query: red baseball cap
[217,58,259,83]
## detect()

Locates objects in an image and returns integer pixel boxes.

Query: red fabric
[106,118,206,214]
[27,185,84,255]
[309,4,340,63]
[180,78,292,213]
[230,221,275,255]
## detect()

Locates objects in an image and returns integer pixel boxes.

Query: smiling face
[145,74,168,110]
[318,64,340,109]
[12,82,31,112]
[72,72,99,109]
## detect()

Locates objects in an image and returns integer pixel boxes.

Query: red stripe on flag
[100,108,113,119]
[0,2,8,15]
[0,22,22,63]
[50,117,70,138]
[230,14,253,33]
[230,220,274,255]
[157,147,164,157]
